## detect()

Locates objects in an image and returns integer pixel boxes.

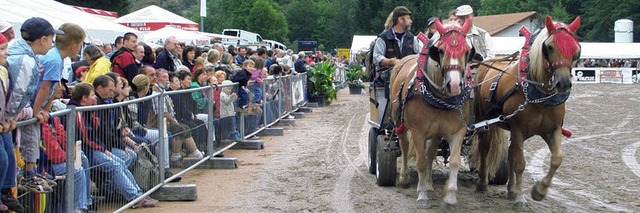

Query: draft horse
[390,18,473,210]
[472,16,581,210]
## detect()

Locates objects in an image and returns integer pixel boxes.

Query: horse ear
[567,16,581,33]
[461,17,471,34]
[545,16,555,33]
[435,18,445,35]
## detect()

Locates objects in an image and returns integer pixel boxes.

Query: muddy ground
[137,84,640,213]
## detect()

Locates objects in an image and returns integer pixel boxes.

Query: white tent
[0,0,142,43]
[114,5,199,32]
[144,26,210,46]
[579,42,640,59]
[492,37,640,59]
[349,35,377,63]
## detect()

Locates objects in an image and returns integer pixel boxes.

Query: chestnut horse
[390,18,473,211]
[472,16,581,210]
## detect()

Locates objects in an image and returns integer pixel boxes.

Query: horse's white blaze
[448,71,461,95]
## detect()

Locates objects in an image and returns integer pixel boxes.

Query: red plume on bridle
[434,18,472,59]
[545,16,581,59]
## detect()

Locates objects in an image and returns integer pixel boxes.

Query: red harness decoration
[518,26,532,83]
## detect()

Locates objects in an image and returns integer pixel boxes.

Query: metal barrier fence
[12,73,307,212]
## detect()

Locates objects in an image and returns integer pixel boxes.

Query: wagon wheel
[489,150,509,185]
[368,127,378,174]
[376,135,397,186]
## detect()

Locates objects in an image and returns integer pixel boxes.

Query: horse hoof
[417,199,431,209]
[475,185,488,193]
[441,202,457,213]
[530,184,546,201]
[507,192,517,200]
[514,201,531,212]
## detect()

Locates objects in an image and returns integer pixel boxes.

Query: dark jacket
[95,94,124,150]
[172,89,199,124]
[67,99,108,157]
[378,28,416,61]
[231,68,252,87]
[294,59,307,73]
[156,48,176,72]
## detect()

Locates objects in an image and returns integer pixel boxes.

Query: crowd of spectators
[0,16,322,212]
[575,58,639,68]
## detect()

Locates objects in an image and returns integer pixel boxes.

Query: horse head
[428,18,473,96]
[533,16,581,94]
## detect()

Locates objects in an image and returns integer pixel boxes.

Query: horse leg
[475,131,491,193]
[442,131,465,212]
[412,132,431,209]
[508,132,529,211]
[398,132,411,188]
[424,138,438,192]
[531,130,563,201]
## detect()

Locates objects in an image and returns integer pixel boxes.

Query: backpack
[132,143,161,191]
[365,39,377,82]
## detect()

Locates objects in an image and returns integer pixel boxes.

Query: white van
[221,29,263,45]
[264,39,287,50]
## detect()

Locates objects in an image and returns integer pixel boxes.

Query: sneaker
[187,150,204,158]
[249,135,259,140]
[165,170,182,183]
[170,154,182,161]
[1,193,24,213]
[133,197,158,208]
[19,177,53,193]
[36,174,58,187]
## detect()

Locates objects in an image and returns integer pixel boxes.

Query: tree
[245,0,289,42]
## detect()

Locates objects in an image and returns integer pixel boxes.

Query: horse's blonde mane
[528,29,550,81]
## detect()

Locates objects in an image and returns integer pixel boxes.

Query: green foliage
[246,0,289,42]
[346,64,365,88]
[308,62,338,102]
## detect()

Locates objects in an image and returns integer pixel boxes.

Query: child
[231,59,254,108]
[6,18,64,206]
[220,80,241,141]
[0,33,16,212]
[249,57,266,104]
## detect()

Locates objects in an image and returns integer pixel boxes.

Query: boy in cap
[6,17,64,195]
[425,17,437,39]
[455,5,494,60]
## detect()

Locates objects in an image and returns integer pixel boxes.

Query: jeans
[237,87,249,108]
[111,148,137,168]
[249,85,263,103]
[1,133,16,189]
[51,152,91,209]
[90,150,142,202]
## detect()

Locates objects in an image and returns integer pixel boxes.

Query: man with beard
[372,6,421,98]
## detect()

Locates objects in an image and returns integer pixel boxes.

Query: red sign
[120,22,199,32]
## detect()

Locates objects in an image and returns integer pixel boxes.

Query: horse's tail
[471,125,508,178]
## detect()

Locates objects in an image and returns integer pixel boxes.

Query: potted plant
[308,61,337,106]
[346,64,365,94]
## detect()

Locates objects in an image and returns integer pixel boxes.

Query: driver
[372,6,421,97]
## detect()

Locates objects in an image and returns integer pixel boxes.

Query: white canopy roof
[144,26,210,46]
[349,35,377,62]
[492,37,640,59]
[0,0,141,43]
[114,5,197,28]
[197,32,242,40]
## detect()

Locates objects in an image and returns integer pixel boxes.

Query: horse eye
[547,46,554,52]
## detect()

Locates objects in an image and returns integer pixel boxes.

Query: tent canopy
[349,35,377,63]
[114,5,199,32]
[0,0,141,43]
[492,37,640,59]
[144,26,209,46]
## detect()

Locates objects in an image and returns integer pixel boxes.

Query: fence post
[65,109,76,213]
[278,77,283,117]
[207,85,215,156]
[262,80,267,125]
[158,92,166,181]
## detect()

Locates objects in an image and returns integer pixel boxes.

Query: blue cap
[20,17,64,42]
[427,17,437,26]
